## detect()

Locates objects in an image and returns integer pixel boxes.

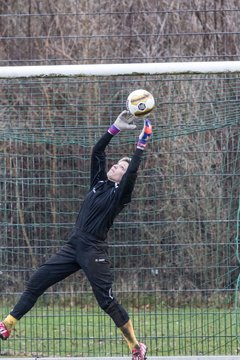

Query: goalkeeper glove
[137,119,152,150]
[108,110,136,135]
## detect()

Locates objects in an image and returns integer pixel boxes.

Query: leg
[1,244,79,340]
[78,248,141,352]
[11,243,80,319]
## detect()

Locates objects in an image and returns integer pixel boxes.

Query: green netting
[0,74,239,357]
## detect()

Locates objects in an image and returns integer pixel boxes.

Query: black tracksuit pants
[10,230,129,328]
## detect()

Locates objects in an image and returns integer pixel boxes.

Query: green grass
[0,305,238,357]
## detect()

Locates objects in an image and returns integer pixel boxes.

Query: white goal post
[1,62,240,359]
[1,61,240,78]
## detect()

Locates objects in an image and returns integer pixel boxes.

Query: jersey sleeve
[117,148,143,205]
[90,131,113,188]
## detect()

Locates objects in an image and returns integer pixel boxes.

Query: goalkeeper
[0,111,152,360]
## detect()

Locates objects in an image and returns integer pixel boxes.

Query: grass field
[0,305,238,357]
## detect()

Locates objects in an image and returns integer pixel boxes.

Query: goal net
[0,62,239,358]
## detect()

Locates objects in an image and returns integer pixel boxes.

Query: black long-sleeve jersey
[74,131,143,241]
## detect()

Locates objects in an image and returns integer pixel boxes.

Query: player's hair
[118,156,131,164]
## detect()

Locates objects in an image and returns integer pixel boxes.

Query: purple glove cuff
[108,124,120,135]
[136,140,146,150]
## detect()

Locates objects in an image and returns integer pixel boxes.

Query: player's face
[107,160,129,183]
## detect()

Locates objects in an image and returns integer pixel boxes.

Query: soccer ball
[126,89,155,116]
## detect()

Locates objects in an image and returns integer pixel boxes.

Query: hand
[108,110,137,135]
[137,119,152,150]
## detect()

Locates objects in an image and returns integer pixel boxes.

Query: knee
[25,282,44,298]
[25,273,46,297]
[103,299,129,327]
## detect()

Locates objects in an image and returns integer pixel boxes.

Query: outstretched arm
[117,119,152,204]
[90,111,137,188]
[90,132,112,188]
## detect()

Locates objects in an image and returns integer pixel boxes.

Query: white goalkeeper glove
[108,110,137,135]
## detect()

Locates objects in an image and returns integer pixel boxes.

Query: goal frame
[1,61,240,78]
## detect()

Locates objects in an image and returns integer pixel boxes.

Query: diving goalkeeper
[0,111,152,360]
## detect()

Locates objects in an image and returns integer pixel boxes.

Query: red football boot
[132,343,147,360]
[0,322,11,340]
